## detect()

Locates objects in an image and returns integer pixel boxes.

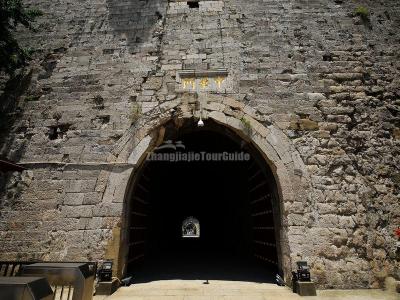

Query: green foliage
[355,6,369,20]
[130,103,142,124]
[240,116,252,134]
[24,94,39,101]
[0,0,42,75]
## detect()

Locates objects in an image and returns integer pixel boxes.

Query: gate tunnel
[124,119,283,283]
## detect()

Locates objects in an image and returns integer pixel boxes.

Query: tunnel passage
[125,120,282,283]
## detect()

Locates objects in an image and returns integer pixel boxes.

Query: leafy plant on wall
[355,6,369,21]
[0,0,42,75]
[240,116,252,135]
[130,102,142,124]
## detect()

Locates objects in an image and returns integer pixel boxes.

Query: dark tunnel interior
[125,121,281,283]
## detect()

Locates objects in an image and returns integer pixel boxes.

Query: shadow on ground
[129,250,277,284]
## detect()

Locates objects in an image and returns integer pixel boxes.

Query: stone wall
[0,0,399,288]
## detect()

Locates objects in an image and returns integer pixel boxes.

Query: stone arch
[105,93,313,282]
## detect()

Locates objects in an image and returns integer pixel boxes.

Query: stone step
[94,280,399,300]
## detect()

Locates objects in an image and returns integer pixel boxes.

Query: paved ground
[93,280,399,300]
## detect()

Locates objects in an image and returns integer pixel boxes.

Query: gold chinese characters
[182,78,195,90]
[181,76,226,90]
[199,78,209,88]
[215,76,225,88]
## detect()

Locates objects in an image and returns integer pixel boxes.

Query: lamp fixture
[198,118,204,127]
[197,100,204,127]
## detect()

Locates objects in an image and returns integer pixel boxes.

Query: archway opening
[124,119,282,283]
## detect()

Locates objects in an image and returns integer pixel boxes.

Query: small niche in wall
[48,124,71,140]
[49,126,58,140]
[187,1,199,8]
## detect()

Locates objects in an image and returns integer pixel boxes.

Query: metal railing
[0,261,33,277]
[0,261,98,300]
[0,261,97,278]
[52,284,75,300]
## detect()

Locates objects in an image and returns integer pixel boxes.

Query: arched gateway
[105,94,312,283]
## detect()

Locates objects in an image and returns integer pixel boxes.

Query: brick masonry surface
[0,0,399,289]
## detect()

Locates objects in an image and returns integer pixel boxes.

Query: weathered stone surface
[0,0,398,290]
